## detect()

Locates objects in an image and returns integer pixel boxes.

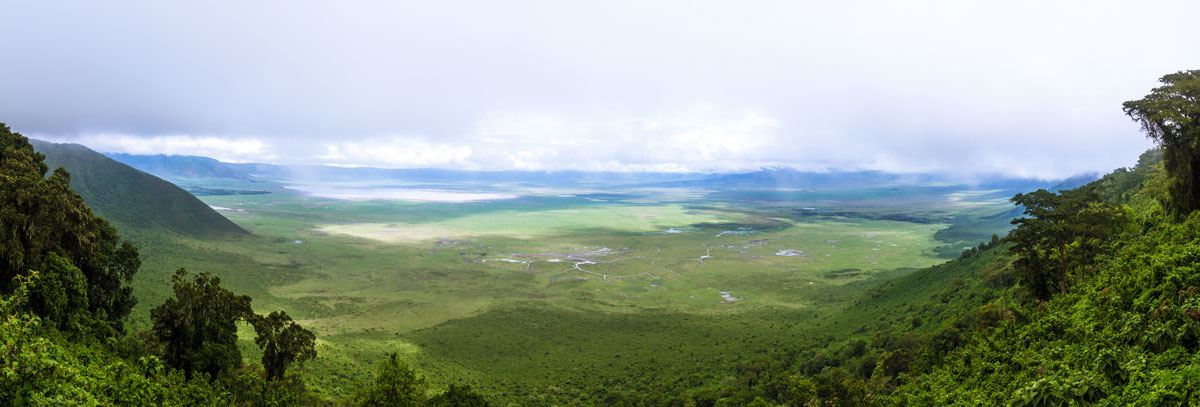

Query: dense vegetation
[1123,70,1200,216]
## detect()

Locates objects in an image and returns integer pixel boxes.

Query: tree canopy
[251,310,317,381]
[1123,70,1200,216]
[0,123,140,335]
[151,268,253,379]
[356,353,427,407]
[1007,187,1130,299]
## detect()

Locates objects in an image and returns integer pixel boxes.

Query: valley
[123,173,1023,403]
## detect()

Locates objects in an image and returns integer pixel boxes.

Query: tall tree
[1008,188,1130,299]
[0,123,139,334]
[0,123,49,284]
[251,310,317,381]
[151,268,253,379]
[1123,70,1200,216]
[26,253,89,333]
[357,353,427,407]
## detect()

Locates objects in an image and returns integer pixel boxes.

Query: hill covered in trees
[29,140,247,238]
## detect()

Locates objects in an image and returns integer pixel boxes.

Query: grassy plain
[123,181,1017,404]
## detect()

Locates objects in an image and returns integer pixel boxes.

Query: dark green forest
[2,70,1198,406]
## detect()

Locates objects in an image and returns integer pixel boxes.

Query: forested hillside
[881,71,1200,406]
[30,140,247,237]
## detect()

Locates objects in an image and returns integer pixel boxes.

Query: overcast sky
[2,1,1197,178]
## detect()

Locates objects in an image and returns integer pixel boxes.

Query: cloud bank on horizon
[2,0,1197,178]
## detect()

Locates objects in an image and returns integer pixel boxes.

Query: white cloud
[314,136,473,168]
[455,107,785,172]
[40,133,272,163]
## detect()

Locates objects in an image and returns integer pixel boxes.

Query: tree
[1123,70,1200,216]
[0,124,50,284]
[0,123,140,334]
[150,268,253,378]
[357,353,426,407]
[26,253,89,333]
[250,310,317,381]
[874,349,913,379]
[1008,188,1130,299]
[428,384,492,407]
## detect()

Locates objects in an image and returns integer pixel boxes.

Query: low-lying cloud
[3,0,1196,177]
[44,134,272,163]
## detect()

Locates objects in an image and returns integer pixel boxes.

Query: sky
[2,0,1198,178]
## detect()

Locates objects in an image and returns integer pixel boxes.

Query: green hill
[30,140,247,237]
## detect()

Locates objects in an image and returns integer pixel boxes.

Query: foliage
[1123,70,1200,216]
[356,353,426,407]
[226,364,324,407]
[251,310,317,381]
[151,268,253,379]
[0,123,140,334]
[1,275,234,406]
[884,210,1200,405]
[25,254,89,333]
[1007,187,1130,299]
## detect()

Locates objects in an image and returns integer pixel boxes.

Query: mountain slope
[31,140,247,237]
[886,203,1199,404]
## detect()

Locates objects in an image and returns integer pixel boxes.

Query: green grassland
[120,181,1016,404]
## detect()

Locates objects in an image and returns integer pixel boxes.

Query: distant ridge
[102,152,1073,194]
[105,153,257,181]
[1048,172,1102,192]
[703,168,942,189]
[31,140,248,237]
[646,168,1058,191]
